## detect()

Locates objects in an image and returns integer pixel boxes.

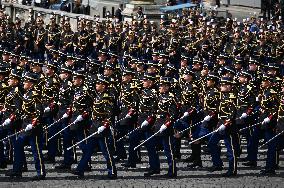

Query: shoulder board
[53,78,59,83]
[169,92,175,98]
[270,89,277,94]
[2,83,7,88]
[40,74,45,79]
[151,89,157,94]
[32,91,39,96]
[229,93,236,99]
[130,83,136,89]
[68,81,73,86]
[15,87,19,93]
[83,86,88,91]
[247,85,252,91]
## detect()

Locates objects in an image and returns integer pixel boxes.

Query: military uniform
[208,77,239,177]
[55,65,75,169]
[152,77,178,178]
[74,75,117,179]
[42,61,60,162]
[8,72,46,180]
[246,74,279,174]
[1,69,24,168]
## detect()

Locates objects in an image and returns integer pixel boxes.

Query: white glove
[182,112,189,118]
[44,107,51,113]
[3,118,11,126]
[141,120,149,128]
[74,115,83,123]
[262,117,270,125]
[98,126,106,133]
[203,115,211,122]
[125,114,131,118]
[62,113,69,119]
[217,124,226,132]
[159,124,167,133]
[25,124,33,131]
[240,113,248,119]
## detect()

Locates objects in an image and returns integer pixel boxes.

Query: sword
[188,129,218,145]
[67,130,99,151]
[258,130,284,149]
[239,121,261,132]
[0,129,25,142]
[48,121,75,142]
[178,120,204,135]
[134,130,160,151]
[116,126,141,142]
[43,116,66,130]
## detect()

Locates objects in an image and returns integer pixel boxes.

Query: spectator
[60,0,71,12]
[136,6,144,20]
[115,4,123,22]
[72,0,85,14]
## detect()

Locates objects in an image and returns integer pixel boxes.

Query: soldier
[42,60,60,163]
[54,64,75,170]
[59,69,92,170]
[207,77,239,177]
[71,75,117,179]
[30,59,45,96]
[115,69,139,162]
[33,15,46,60]
[150,77,178,178]
[6,72,46,180]
[244,74,279,175]
[3,69,26,170]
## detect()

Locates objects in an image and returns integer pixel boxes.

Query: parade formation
[0,4,283,181]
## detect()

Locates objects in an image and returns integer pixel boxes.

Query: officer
[236,71,257,162]
[2,69,26,170]
[191,72,220,168]
[72,75,117,179]
[207,76,239,177]
[150,77,178,178]
[54,64,75,170]
[115,68,139,163]
[244,74,279,175]
[30,59,45,96]
[42,60,60,163]
[61,69,92,170]
[6,72,46,180]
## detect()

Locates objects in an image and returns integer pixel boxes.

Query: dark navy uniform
[74,76,117,179]
[9,72,46,180]
[208,77,239,177]
[152,77,178,178]
[246,74,279,174]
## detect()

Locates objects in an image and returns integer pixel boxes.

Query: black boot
[188,143,202,168]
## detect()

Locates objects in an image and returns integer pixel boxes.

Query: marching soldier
[42,60,60,163]
[148,77,178,178]
[54,64,75,170]
[244,74,279,175]
[115,69,139,162]
[2,69,26,170]
[6,72,46,180]
[207,77,239,177]
[71,75,117,179]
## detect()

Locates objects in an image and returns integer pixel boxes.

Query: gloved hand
[98,126,106,133]
[25,124,33,131]
[3,118,11,126]
[240,113,248,119]
[203,115,211,122]
[62,113,69,119]
[141,120,149,128]
[262,117,271,125]
[182,112,189,118]
[159,124,167,133]
[217,124,226,132]
[44,107,51,113]
[125,108,135,118]
[74,115,84,123]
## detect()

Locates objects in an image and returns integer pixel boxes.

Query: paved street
[0,138,283,188]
